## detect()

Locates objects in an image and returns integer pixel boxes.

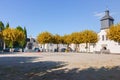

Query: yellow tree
[62,34,72,52]
[15,26,26,48]
[70,32,83,52]
[52,34,62,52]
[107,24,120,42]
[82,30,98,52]
[2,28,25,48]
[2,28,15,48]
[15,29,26,47]
[53,34,62,44]
[62,34,71,45]
[37,31,53,51]
[37,31,53,44]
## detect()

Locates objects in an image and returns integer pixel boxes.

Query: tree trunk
[75,44,77,52]
[88,43,90,53]
[86,43,88,53]
[67,44,69,52]
[43,44,45,52]
[10,42,13,52]
[3,41,6,49]
[77,44,79,52]
[57,44,59,52]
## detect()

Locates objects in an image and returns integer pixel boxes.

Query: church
[94,10,120,53]
[79,10,120,53]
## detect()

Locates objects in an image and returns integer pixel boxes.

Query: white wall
[37,29,120,53]
[95,29,120,53]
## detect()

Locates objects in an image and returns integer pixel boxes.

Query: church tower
[100,10,114,30]
[94,10,120,54]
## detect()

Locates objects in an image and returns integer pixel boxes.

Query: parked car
[60,48,66,52]
[54,49,58,52]
[34,48,40,52]
[13,48,20,52]
[3,48,10,52]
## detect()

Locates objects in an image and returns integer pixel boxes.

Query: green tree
[6,23,9,28]
[15,26,27,48]
[24,27,27,40]
[82,30,98,52]
[0,21,5,31]
[0,32,2,38]
[0,21,5,49]
[15,29,26,48]
[23,27,27,47]
[107,24,120,42]
[16,26,24,31]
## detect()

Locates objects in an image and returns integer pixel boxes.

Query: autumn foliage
[81,30,98,43]
[2,28,25,48]
[37,30,98,45]
[107,24,120,42]
[37,32,53,44]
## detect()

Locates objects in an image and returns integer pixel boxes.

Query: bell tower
[100,10,114,30]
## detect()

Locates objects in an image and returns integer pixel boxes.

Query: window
[118,42,120,45]
[102,35,104,41]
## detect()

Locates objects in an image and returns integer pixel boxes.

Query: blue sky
[0,0,120,38]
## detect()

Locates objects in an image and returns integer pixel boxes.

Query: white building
[94,10,120,53]
[72,10,120,54]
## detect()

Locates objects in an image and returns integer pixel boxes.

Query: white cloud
[94,11,119,19]
[94,12,105,19]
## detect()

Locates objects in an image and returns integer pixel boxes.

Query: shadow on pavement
[0,57,120,80]
[0,56,67,80]
[41,66,120,80]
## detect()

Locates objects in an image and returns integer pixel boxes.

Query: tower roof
[101,10,114,21]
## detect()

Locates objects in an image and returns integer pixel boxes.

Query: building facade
[71,10,120,53]
[37,10,120,53]
[94,10,120,53]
